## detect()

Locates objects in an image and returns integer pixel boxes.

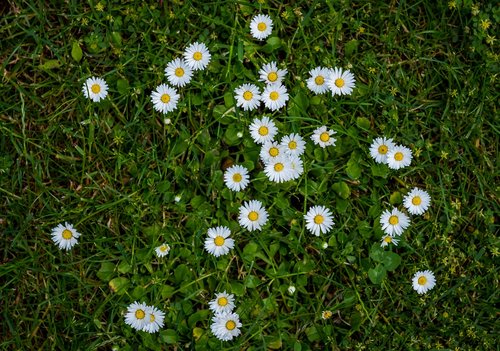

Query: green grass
[1,0,498,350]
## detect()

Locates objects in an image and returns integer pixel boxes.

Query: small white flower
[124,301,149,331]
[210,312,242,341]
[380,235,399,248]
[304,206,334,236]
[250,14,273,40]
[142,305,165,333]
[234,83,261,111]
[259,61,287,85]
[164,118,172,124]
[151,84,180,114]
[249,116,277,144]
[204,226,235,257]
[326,67,356,96]
[280,133,306,157]
[82,77,108,102]
[165,58,193,87]
[264,156,294,183]
[412,270,436,294]
[311,126,336,148]
[369,137,396,164]
[403,188,431,215]
[380,208,410,236]
[224,165,250,192]
[260,141,285,163]
[208,291,235,314]
[183,42,211,70]
[155,243,171,257]
[386,145,413,170]
[50,222,81,251]
[262,84,289,111]
[238,200,268,232]
[287,286,296,295]
[321,310,333,320]
[322,242,329,249]
[174,195,181,202]
[288,154,304,180]
[306,67,331,94]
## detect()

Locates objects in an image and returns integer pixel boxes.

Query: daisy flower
[208,291,235,314]
[264,156,294,183]
[306,67,331,94]
[210,312,242,341]
[260,141,285,163]
[234,83,261,111]
[238,200,268,231]
[387,145,413,170]
[183,42,211,71]
[259,61,287,85]
[165,58,193,87]
[369,137,396,164]
[151,84,180,114]
[50,222,81,251]
[288,154,304,180]
[380,208,410,236]
[249,116,277,144]
[304,206,335,236]
[142,305,165,333]
[311,126,336,148]
[326,67,356,96]
[223,165,250,192]
[262,84,289,111]
[82,77,108,102]
[403,188,431,215]
[412,270,436,294]
[280,133,305,157]
[321,310,333,320]
[155,243,170,257]
[380,235,399,248]
[250,14,273,40]
[204,226,235,257]
[125,301,149,331]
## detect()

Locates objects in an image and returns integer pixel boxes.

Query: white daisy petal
[260,141,285,163]
[165,58,193,87]
[379,208,410,236]
[311,126,336,148]
[183,42,211,70]
[155,243,171,257]
[288,154,304,180]
[304,206,335,236]
[264,156,294,183]
[224,165,250,192]
[141,305,165,333]
[280,133,306,157]
[234,83,261,111]
[208,291,235,314]
[369,137,396,164]
[326,67,356,96]
[238,200,268,232]
[306,67,330,94]
[249,116,277,144]
[151,84,180,114]
[412,270,436,294]
[380,235,399,248]
[259,61,287,85]
[250,14,273,40]
[262,84,289,111]
[82,77,108,102]
[124,302,149,331]
[403,188,431,215]
[204,226,234,257]
[50,222,81,251]
[387,145,413,170]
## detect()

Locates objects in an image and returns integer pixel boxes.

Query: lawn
[0,0,498,350]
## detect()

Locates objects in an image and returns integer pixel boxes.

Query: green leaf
[161,285,176,299]
[116,79,129,94]
[160,329,179,344]
[369,243,385,262]
[108,277,130,294]
[345,39,359,57]
[332,181,351,199]
[117,260,131,274]
[346,157,362,179]
[39,59,61,70]
[356,117,371,130]
[389,191,402,205]
[382,251,402,271]
[71,41,83,62]
[368,264,387,284]
[305,326,320,342]
[97,262,115,282]
[371,163,388,178]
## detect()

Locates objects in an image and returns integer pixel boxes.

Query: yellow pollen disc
[243,91,253,101]
[314,215,324,224]
[91,84,101,94]
[315,76,324,85]
[269,147,279,157]
[274,163,284,172]
[322,311,333,319]
[258,126,269,136]
[232,173,242,182]
[269,91,279,101]
[319,132,330,142]
[378,145,388,154]
[394,152,404,161]
[384,236,392,243]
[334,78,345,88]
[218,297,228,306]
[412,196,422,206]
[150,314,155,322]
[248,211,259,221]
[226,320,236,330]
[193,51,202,61]
[175,67,184,77]
[160,245,167,252]
[418,276,427,285]
[135,309,145,320]
[288,141,297,149]
[268,72,278,82]
[389,215,399,225]
[161,94,170,103]
[214,236,225,246]
[62,229,73,240]
[257,22,267,31]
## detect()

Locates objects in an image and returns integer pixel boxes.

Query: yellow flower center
[232,173,242,182]
[315,76,325,85]
[314,215,324,224]
[319,132,330,142]
[334,78,345,88]
[218,297,228,306]
[243,91,253,101]
[269,147,279,157]
[412,196,422,206]
[257,22,267,31]
[288,141,297,150]
[175,67,184,77]
[258,126,269,136]
[160,245,168,252]
[322,311,333,319]
[150,314,156,322]
[62,229,73,240]
[135,309,145,320]
[384,236,392,243]
[418,276,427,285]
[394,152,404,161]
[378,145,388,154]
[389,215,399,225]
[274,163,284,172]
[214,236,225,246]
[91,84,101,94]
[226,320,236,330]
[268,72,278,82]
[248,211,259,221]
[193,51,202,61]
[161,94,171,103]
[269,91,279,101]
